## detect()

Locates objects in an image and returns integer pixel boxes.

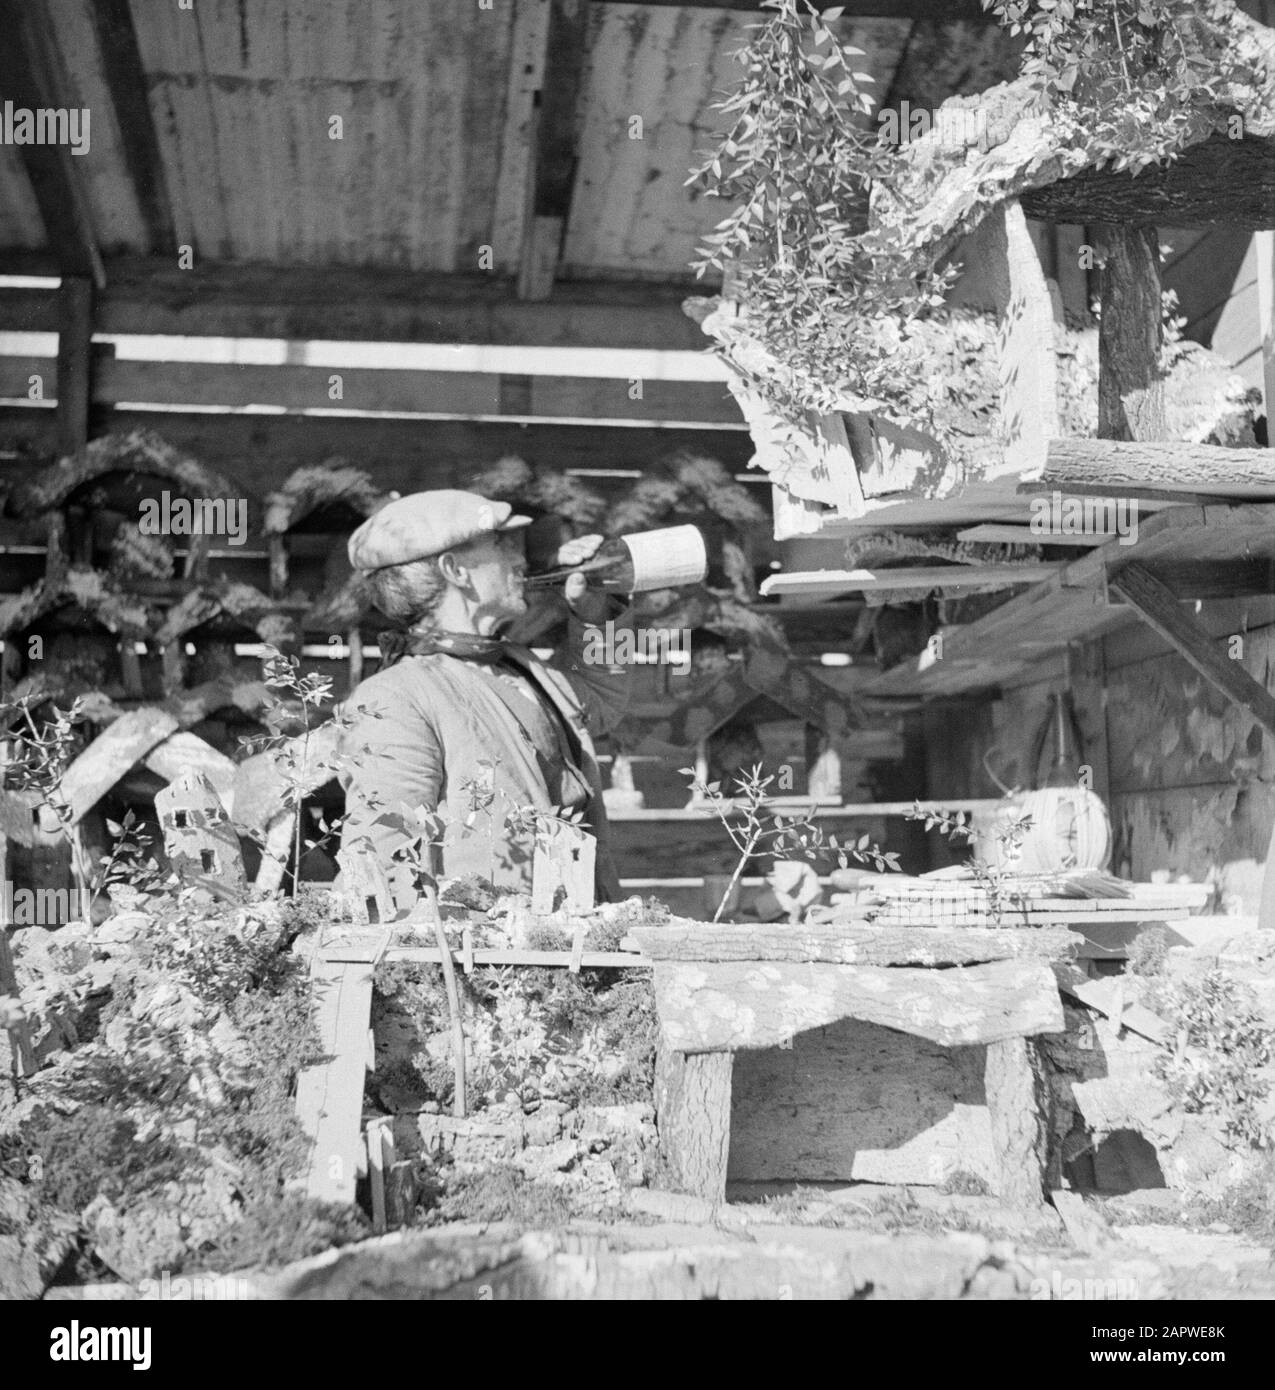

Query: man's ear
[436,549,468,587]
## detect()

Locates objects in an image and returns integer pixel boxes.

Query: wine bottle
[525,524,708,594]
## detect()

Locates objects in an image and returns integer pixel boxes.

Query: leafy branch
[984,0,1259,174]
[686,762,899,923]
[689,0,955,425]
[239,646,350,895]
[905,801,1035,926]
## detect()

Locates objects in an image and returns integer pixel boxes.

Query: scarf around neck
[378,628,509,668]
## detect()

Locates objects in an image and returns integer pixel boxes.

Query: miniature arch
[0,568,157,694]
[22,676,270,836]
[262,461,392,597]
[153,581,300,693]
[6,429,255,584]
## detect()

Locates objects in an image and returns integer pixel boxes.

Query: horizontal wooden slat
[865,503,1275,698]
[956,524,1109,548]
[618,0,988,15]
[630,922,1076,966]
[0,355,743,426]
[322,947,651,968]
[760,564,1063,598]
[0,406,757,483]
[0,259,713,351]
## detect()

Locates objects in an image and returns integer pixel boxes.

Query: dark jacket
[338,643,620,907]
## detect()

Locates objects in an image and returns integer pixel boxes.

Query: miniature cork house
[155,770,245,892]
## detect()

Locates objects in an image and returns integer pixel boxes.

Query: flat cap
[347,489,531,572]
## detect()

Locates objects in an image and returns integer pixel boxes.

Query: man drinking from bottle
[338,489,622,910]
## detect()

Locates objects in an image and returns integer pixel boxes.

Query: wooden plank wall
[924,598,1275,913]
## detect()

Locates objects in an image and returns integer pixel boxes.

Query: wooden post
[430,902,467,1119]
[984,1035,1053,1209]
[117,638,143,697]
[1258,229,1275,437]
[293,959,375,1206]
[268,535,288,599]
[55,276,94,463]
[160,641,184,695]
[366,1117,392,1234]
[346,627,363,694]
[1096,225,1163,441]
[654,1046,733,1204]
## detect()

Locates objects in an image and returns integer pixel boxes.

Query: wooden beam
[614,0,988,15]
[956,524,1108,548]
[0,407,757,484]
[0,259,710,350]
[1021,134,1275,232]
[491,0,554,271]
[1108,561,1275,738]
[760,564,1062,598]
[631,922,1076,966]
[0,355,741,427]
[1258,228,1275,432]
[650,957,1065,1051]
[54,277,93,461]
[1096,225,1163,440]
[0,0,103,288]
[1042,439,1275,495]
[517,0,591,301]
[87,0,178,258]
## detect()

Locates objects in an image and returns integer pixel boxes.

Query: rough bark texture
[1022,134,1275,231]
[1044,438,1275,491]
[654,1047,732,1203]
[1097,225,1164,441]
[651,958,1064,1052]
[631,922,1076,967]
[984,1036,1054,1210]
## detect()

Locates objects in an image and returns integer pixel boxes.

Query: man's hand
[557,533,609,623]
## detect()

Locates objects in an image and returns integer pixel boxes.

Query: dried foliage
[467,456,607,531]
[1152,968,1275,1148]
[263,461,387,534]
[689,0,1271,443]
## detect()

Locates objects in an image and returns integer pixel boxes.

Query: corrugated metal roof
[563,6,909,280]
[0,0,912,282]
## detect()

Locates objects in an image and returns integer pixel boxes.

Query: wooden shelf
[864,502,1275,699]
[604,798,1003,822]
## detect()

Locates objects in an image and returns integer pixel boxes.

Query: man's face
[451,531,527,633]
